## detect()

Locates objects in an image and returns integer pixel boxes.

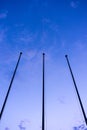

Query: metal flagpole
[0,52,22,120]
[65,55,87,125]
[42,53,45,130]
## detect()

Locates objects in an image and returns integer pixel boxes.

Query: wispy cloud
[0,11,8,19]
[40,31,47,45]
[70,1,80,8]
[74,40,87,51]
[42,17,59,33]
[19,35,33,43]
[40,17,60,50]
[14,24,24,27]
[23,49,38,61]
[15,29,37,45]
[0,28,7,42]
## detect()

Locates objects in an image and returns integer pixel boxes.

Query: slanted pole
[0,52,22,120]
[42,53,45,130]
[65,55,87,125]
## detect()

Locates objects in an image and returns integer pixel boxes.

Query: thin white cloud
[23,49,38,61]
[70,1,80,8]
[19,36,33,43]
[74,40,87,51]
[0,11,8,19]
[0,28,7,42]
[42,17,59,32]
[15,29,37,45]
[40,31,47,45]
[14,24,24,27]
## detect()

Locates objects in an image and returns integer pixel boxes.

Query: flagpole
[65,55,87,125]
[42,53,45,130]
[0,52,22,120]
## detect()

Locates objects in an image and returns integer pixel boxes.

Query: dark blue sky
[0,0,87,51]
[0,1,86,53]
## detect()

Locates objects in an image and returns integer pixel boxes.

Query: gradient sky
[0,0,87,130]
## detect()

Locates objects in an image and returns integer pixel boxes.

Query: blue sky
[0,0,87,130]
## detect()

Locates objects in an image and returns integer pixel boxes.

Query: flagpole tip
[43,53,45,55]
[65,55,68,58]
[20,52,22,55]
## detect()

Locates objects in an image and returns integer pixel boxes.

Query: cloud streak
[0,28,7,43]
[42,18,59,33]
[70,1,80,8]
[0,11,8,19]
[14,29,37,45]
